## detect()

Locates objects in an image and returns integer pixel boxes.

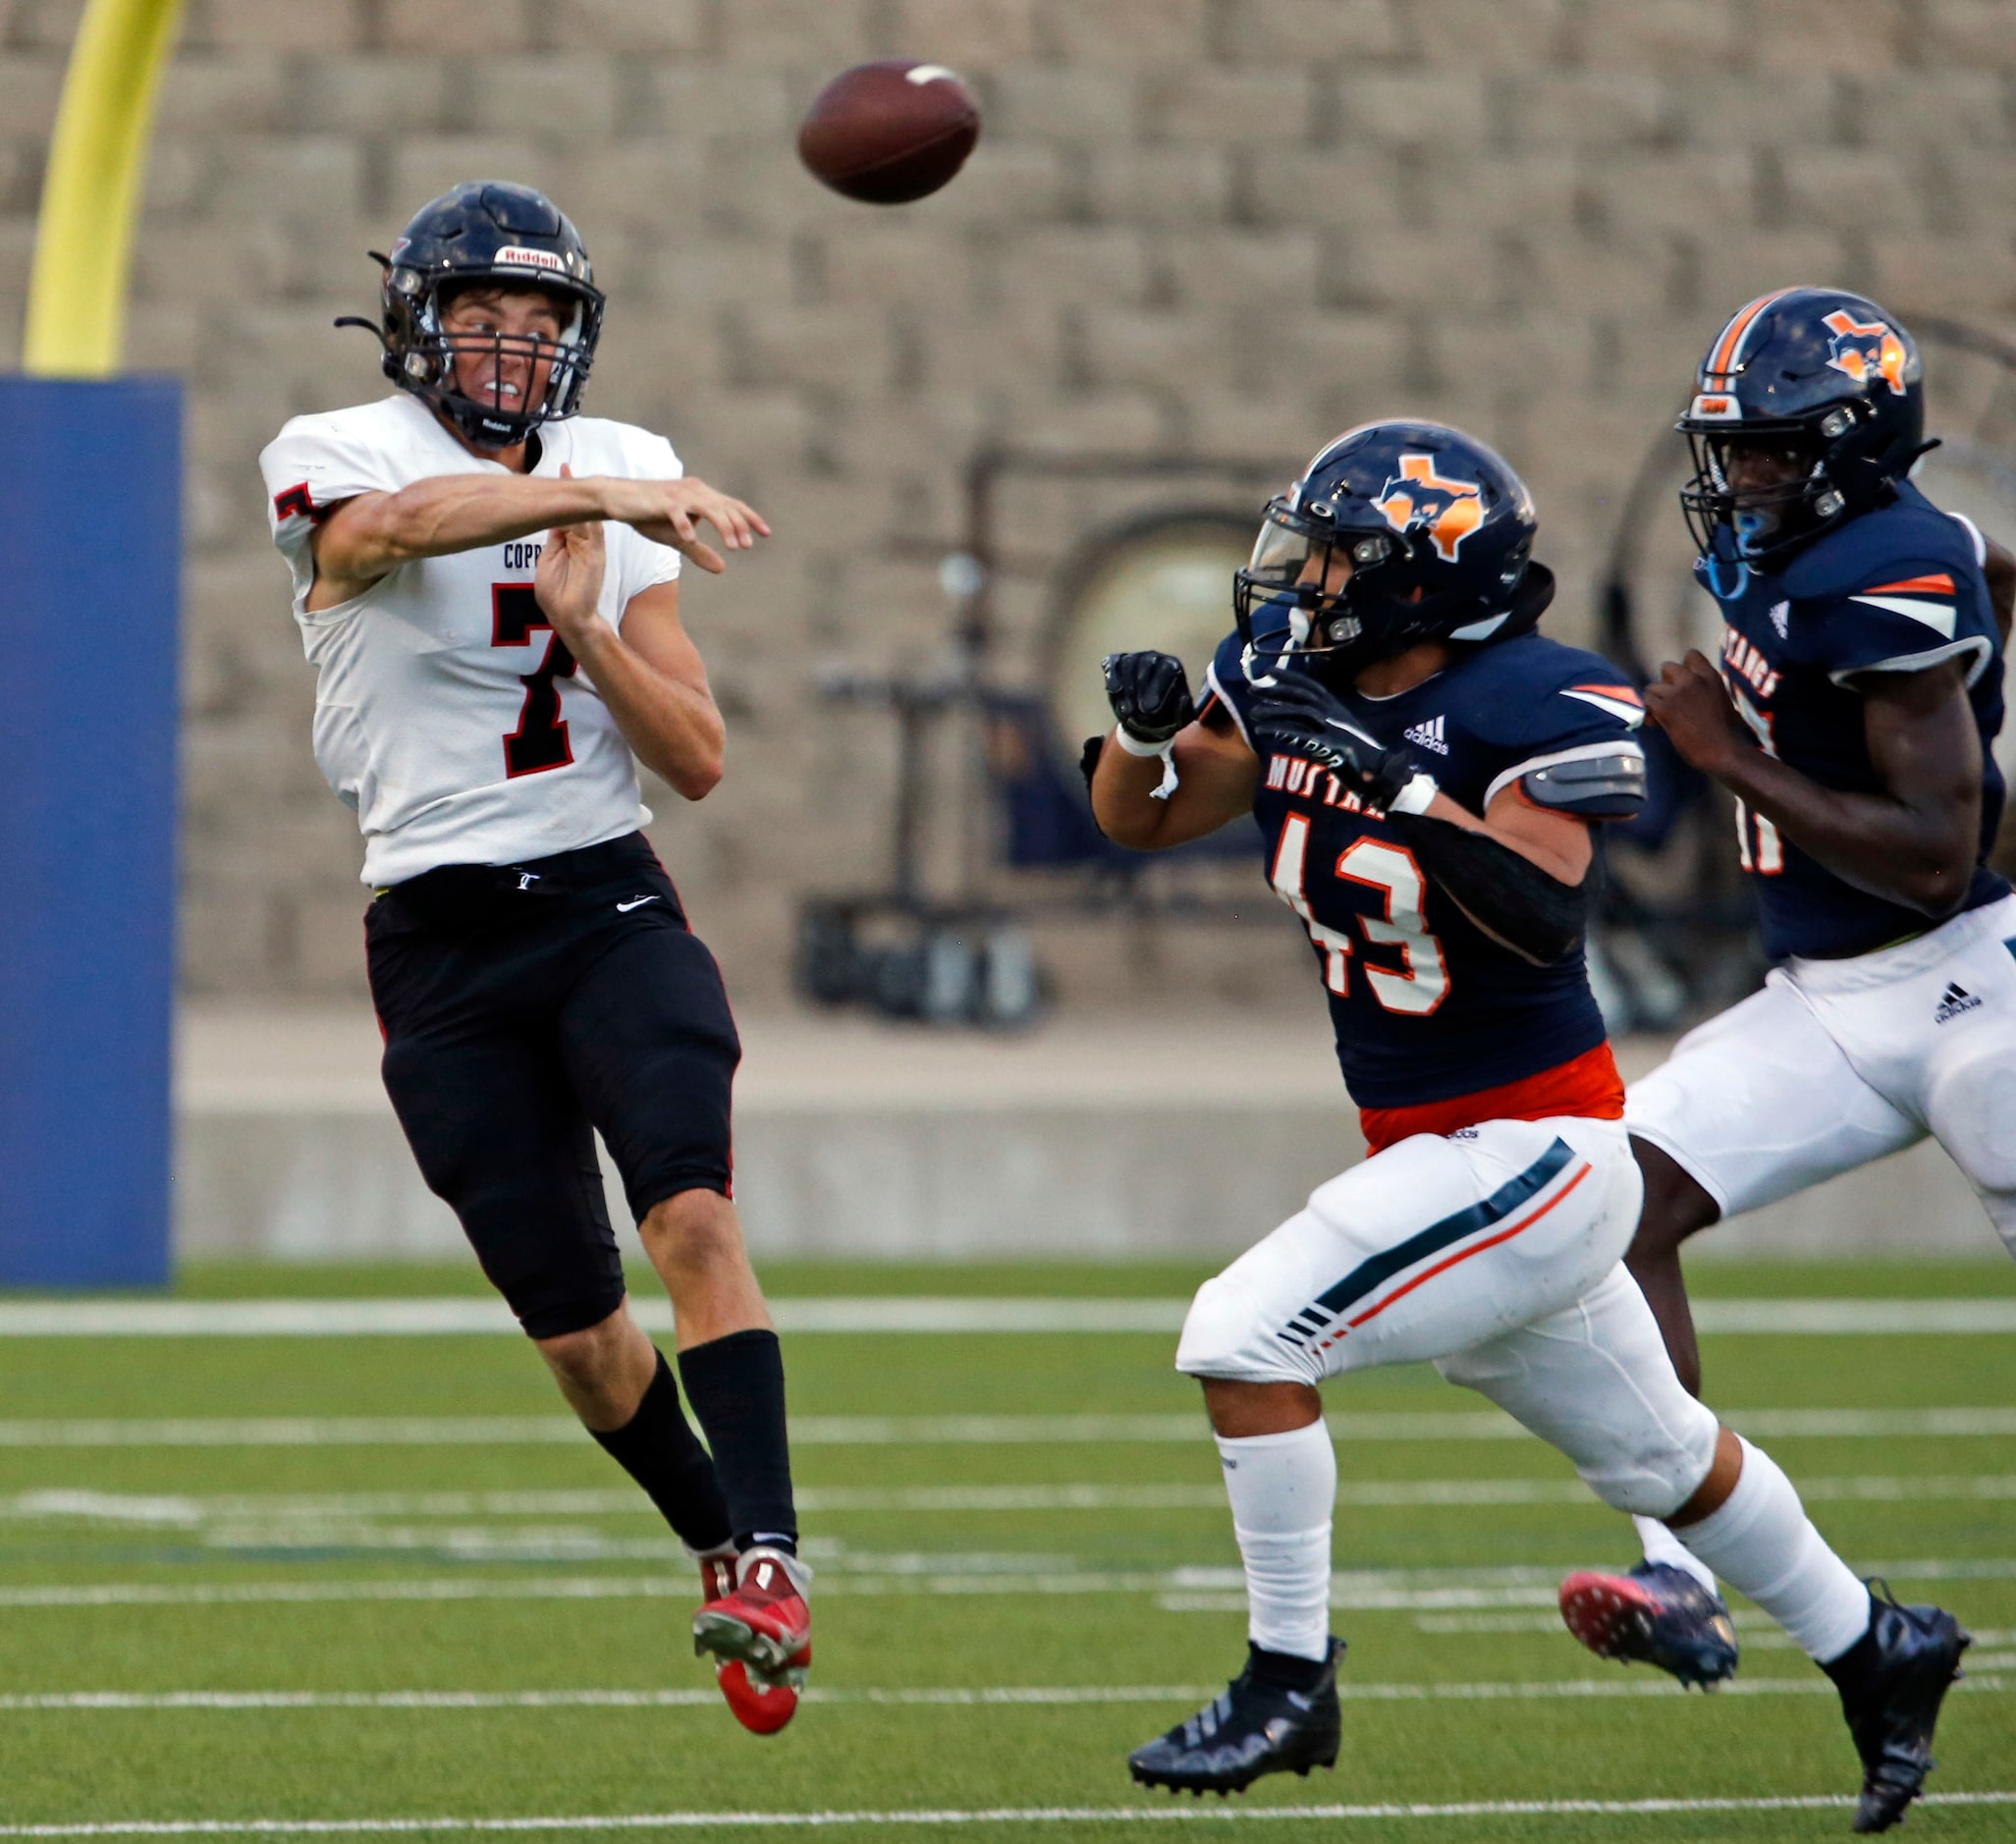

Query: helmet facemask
[385,267,602,451]
[1232,497,1406,683]
[1680,414,1856,566]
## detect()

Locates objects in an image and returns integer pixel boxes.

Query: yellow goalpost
[22,0,187,377]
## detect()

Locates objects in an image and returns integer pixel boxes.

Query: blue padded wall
[0,376,180,1286]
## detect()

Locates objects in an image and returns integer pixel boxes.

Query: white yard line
[6,1474,2013,1529]
[0,1792,2011,1834]
[0,1297,2010,1337]
[2,1406,2014,1449]
[2,1558,2012,1612]
[2,1673,2009,1712]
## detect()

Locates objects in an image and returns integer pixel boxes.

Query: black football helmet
[1677,287,1929,568]
[1233,420,1549,684]
[338,181,605,450]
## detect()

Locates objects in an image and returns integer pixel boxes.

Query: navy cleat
[1558,1560,1739,1689]
[1127,1641,1342,1796]
[1825,1584,1970,1834]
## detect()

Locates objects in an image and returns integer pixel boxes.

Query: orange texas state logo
[1374,454,1484,563]
[1823,310,1911,396]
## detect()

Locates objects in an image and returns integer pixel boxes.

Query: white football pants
[1176,1114,1721,1517]
[1629,891,2016,1253]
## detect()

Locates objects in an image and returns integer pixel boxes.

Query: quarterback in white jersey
[264,391,697,887]
[257,182,809,1736]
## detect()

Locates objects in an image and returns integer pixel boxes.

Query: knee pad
[1174,1275,1306,1384]
[1575,1392,1720,1520]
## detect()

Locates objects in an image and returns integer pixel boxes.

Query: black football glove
[1103,650,1195,751]
[1247,675,1434,813]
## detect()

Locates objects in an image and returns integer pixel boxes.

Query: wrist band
[1388,772,1440,816]
[1114,725,1175,760]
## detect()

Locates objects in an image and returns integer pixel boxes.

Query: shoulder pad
[1781,489,1980,601]
[1456,637,1644,750]
[1519,745,1647,819]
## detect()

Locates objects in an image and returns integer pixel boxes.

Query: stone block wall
[1,0,2011,1001]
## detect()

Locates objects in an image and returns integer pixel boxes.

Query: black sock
[678,1328,797,1555]
[590,1349,732,1553]
[1820,1593,1882,1695]
[1246,1641,1334,1693]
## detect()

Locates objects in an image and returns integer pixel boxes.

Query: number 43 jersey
[1204,612,1646,1134]
[259,392,686,888]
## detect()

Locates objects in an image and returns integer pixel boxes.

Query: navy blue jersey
[1696,483,2009,960]
[1203,611,1645,1111]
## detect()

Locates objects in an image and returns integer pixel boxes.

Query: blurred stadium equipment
[797,60,981,204]
[2,0,185,1285]
[794,452,1278,1025]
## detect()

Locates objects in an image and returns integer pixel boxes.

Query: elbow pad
[1388,812,1587,963]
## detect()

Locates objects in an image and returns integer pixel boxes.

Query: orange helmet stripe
[1705,288,1795,382]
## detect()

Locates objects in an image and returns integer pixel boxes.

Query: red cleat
[1559,1561,1738,1689]
[695,1546,737,1606]
[692,1546,799,1730]
[693,1546,811,1735]
[714,1657,802,1735]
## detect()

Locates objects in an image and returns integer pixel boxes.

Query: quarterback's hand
[1104,650,1195,752]
[1644,650,1752,777]
[536,466,609,647]
[596,474,771,575]
[1248,676,1429,812]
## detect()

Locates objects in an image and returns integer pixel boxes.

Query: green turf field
[0,1259,2011,1841]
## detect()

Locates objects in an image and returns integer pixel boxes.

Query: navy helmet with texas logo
[1204,423,1649,1132]
[1678,287,1929,569]
[337,181,606,451]
[1233,419,1553,683]
[1678,290,2010,960]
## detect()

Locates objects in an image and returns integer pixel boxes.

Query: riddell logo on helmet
[496,245,566,272]
[1375,455,1484,562]
[1823,310,1909,396]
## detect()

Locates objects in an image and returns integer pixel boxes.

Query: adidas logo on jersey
[1934,981,1983,1024]
[1403,716,1448,755]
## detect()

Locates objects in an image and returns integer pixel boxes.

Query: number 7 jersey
[1203,609,1646,1132]
[259,392,686,887]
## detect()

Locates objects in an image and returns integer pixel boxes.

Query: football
[797,60,981,204]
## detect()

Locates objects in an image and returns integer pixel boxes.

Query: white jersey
[258,392,685,887]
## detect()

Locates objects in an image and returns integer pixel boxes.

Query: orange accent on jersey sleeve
[1357,1041,1624,1157]
[1863,574,1955,597]
[1569,682,1643,704]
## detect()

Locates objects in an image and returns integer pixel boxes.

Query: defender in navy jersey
[1204,609,1644,1132]
[1560,296,2013,1729]
[1091,421,1963,1831]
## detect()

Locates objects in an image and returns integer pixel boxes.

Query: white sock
[1634,1512,1716,1592]
[1216,1421,1335,1663]
[1671,1438,1871,1663]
